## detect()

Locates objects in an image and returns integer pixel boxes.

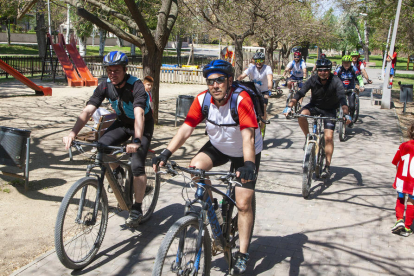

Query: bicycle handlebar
[289,114,340,121]
[161,161,237,179]
[71,140,126,155]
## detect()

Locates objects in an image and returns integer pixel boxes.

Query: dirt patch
[0,83,286,276]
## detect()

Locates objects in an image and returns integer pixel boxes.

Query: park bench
[69,112,117,160]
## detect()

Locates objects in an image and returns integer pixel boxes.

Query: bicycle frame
[72,141,133,227]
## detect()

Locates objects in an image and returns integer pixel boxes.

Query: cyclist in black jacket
[283,59,351,179]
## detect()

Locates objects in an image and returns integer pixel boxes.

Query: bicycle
[285,79,302,114]
[271,79,283,96]
[55,140,161,269]
[290,114,337,199]
[345,88,360,124]
[152,161,256,276]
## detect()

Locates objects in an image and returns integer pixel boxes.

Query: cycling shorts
[197,141,261,190]
[289,75,304,88]
[99,119,154,177]
[398,192,414,200]
[390,68,395,76]
[301,103,337,131]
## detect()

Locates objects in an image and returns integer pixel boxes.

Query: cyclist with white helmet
[153,59,262,274]
[63,51,154,228]
[284,51,307,89]
[237,51,273,136]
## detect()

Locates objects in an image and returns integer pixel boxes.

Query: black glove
[152,149,172,166]
[237,161,257,182]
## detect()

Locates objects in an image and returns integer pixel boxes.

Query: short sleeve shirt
[243,64,273,92]
[392,140,414,195]
[184,88,263,157]
[286,59,307,78]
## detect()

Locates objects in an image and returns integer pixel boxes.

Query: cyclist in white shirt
[237,51,273,135]
[284,51,307,90]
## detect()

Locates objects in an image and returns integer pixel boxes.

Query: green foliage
[70,4,93,38]
[2,188,10,193]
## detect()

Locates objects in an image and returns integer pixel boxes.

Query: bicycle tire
[55,177,108,269]
[315,134,325,179]
[353,95,360,123]
[338,119,346,142]
[225,193,256,269]
[302,143,315,199]
[140,151,161,223]
[152,215,211,276]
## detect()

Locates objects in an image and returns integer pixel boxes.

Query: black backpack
[201,81,268,126]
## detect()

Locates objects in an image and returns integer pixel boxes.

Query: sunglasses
[255,59,264,63]
[317,68,330,72]
[206,76,227,85]
[294,56,300,58]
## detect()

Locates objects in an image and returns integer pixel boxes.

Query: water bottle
[214,198,224,225]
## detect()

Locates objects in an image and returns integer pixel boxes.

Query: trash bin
[400,84,413,103]
[175,95,195,126]
[0,126,31,167]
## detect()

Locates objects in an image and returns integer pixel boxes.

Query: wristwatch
[132,138,141,144]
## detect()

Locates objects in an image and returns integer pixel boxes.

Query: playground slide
[47,34,83,87]
[65,34,98,86]
[0,59,52,96]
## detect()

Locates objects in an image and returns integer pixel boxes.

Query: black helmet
[315,59,332,69]
[202,59,234,78]
[103,51,128,67]
[253,51,265,60]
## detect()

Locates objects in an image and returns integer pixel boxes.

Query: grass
[392,73,414,87]
[0,44,39,55]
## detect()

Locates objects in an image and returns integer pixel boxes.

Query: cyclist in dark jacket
[283,59,351,179]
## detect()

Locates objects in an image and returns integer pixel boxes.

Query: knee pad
[263,98,269,105]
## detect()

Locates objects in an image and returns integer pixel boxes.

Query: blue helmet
[202,59,234,78]
[103,51,128,67]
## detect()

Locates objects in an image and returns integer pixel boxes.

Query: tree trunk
[130,29,136,56]
[187,42,194,65]
[79,36,87,57]
[35,0,47,58]
[302,42,310,62]
[234,37,244,77]
[281,44,289,68]
[142,45,162,125]
[117,37,124,47]
[99,28,106,56]
[65,4,70,43]
[176,33,182,66]
[265,38,274,71]
[6,20,10,45]
[363,19,369,62]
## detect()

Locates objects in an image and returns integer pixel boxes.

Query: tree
[60,0,178,124]
[0,0,19,45]
[181,0,264,77]
[70,6,93,56]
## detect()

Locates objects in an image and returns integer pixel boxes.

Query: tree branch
[156,0,178,49]
[124,0,155,49]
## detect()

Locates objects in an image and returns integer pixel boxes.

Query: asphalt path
[11,70,414,276]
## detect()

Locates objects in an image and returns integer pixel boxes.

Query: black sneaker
[232,252,249,275]
[321,166,331,179]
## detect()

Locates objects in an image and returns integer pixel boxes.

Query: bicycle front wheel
[152,215,211,276]
[338,119,346,142]
[353,95,360,123]
[141,151,161,223]
[55,177,108,269]
[302,143,316,199]
[315,134,326,179]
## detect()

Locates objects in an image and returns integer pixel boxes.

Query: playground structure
[0,59,52,96]
[46,33,98,87]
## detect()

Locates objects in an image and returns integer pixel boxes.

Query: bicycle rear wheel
[140,151,161,223]
[55,177,108,269]
[152,215,211,276]
[353,95,360,123]
[225,193,256,272]
[302,143,316,199]
[315,134,325,179]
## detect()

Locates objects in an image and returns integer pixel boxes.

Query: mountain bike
[345,88,360,124]
[291,114,337,199]
[152,161,256,276]
[286,79,302,114]
[55,140,161,269]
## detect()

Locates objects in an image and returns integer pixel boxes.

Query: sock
[396,197,405,220]
[132,202,142,213]
[405,204,414,228]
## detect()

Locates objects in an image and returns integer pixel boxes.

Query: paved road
[12,74,413,276]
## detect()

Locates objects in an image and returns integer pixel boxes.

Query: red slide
[47,34,83,87]
[64,34,98,86]
[0,58,52,96]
